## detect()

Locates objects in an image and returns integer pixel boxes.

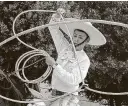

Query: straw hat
[59,18,106,46]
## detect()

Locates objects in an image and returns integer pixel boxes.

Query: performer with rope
[1,8,128,106]
[44,8,106,106]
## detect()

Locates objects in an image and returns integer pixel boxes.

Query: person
[45,9,106,106]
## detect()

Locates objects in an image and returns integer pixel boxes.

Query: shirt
[48,14,90,93]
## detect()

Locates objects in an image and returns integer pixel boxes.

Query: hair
[74,29,90,47]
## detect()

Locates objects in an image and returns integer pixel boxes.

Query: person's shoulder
[77,50,90,63]
[81,50,90,62]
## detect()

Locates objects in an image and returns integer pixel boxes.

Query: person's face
[72,29,89,50]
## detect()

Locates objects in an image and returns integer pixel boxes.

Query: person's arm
[48,14,70,54]
[53,58,90,86]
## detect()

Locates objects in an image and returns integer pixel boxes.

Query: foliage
[1,1,128,106]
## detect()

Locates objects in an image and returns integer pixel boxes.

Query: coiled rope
[0,10,128,104]
[15,49,52,83]
[13,10,55,84]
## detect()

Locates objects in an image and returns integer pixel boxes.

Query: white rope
[15,50,52,83]
[0,9,128,104]
[58,12,86,86]
[13,10,56,50]
[85,86,128,95]
[8,56,45,77]
[0,87,83,104]
[1,19,128,48]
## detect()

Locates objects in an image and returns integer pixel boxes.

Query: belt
[52,89,65,96]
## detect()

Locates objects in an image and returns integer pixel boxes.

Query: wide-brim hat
[59,18,106,46]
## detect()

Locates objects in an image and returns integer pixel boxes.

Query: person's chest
[57,48,81,72]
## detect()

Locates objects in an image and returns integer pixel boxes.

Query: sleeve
[48,14,70,54]
[53,58,90,86]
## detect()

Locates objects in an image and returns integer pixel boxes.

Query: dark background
[0,1,128,106]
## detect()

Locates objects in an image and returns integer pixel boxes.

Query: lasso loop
[0,9,128,104]
[13,10,56,50]
[15,49,52,83]
[13,10,54,84]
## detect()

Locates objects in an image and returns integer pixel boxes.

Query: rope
[15,50,52,83]
[58,11,86,86]
[12,10,56,50]
[0,88,82,104]
[1,19,128,48]
[0,9,128,104]
[85,86,128,95]
[8,57,46,77]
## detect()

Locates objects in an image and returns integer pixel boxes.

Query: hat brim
[59,18,106,46]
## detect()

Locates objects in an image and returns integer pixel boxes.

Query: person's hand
[45,56,56,66]
[52,8,65,22]
[57,8,65,15]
